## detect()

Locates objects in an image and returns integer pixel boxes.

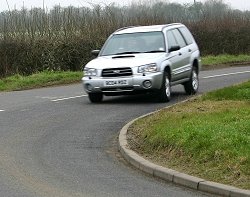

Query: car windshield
[100,32,165,56]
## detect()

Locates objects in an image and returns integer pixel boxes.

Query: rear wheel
[158,71,171,102]
[184,67,199,95]
[88,93,103,103]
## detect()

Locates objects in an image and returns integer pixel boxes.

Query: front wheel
[183,68,199,95]
[158,72,171,102]
[88,93,103,103]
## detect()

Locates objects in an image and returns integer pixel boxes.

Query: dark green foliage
[0,38,103,77]
[0,0,250,77]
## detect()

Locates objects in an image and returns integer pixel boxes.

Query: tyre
[88,93,103,103]
[184,67,199,95]
[158,71,171,102]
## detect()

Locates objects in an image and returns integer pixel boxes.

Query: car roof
[114,23,184,34]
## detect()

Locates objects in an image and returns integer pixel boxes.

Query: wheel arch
[162,65,172,81]
[192,59,199,74]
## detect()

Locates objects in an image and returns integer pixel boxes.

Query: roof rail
[160,23,183,31]
[114,23,183,33]
[114,26,138,33]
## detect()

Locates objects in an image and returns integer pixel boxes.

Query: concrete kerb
[118,98,250,197]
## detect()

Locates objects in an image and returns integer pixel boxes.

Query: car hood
[85,53,165,69]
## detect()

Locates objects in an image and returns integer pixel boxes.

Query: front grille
[102,67,132,77]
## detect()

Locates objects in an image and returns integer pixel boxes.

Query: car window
[178,27,194,45]
[172,29,187,48]
[166,30,178,50]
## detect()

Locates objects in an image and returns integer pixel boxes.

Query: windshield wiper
[144,50,165,53]
[113,51,142,55]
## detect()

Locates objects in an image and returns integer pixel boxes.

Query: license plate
[104,79,128,86]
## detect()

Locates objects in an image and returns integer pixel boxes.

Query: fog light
[143,80,152,89]
[85,84,93,91]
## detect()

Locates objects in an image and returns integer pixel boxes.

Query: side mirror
[169,46,180,53]
[91,50,100,57]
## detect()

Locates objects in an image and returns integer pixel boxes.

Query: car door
[165,30,180,83]
[171,29,191,81]
[165,29,188,82]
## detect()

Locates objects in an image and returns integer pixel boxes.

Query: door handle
[188,49,192,52]
[179,52,182,56]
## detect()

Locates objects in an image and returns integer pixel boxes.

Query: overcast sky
[2,0,250,12]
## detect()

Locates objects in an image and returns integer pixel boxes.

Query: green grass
[202,54,250,66]
[0,71,82,91]
[128,80,250,189]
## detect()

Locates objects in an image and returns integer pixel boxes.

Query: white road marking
[0,110,5,112]
[36,96,58,99]
[203,70,250,79]
[51,95,87,102]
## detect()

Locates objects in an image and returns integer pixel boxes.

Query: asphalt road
[0,66,249,197]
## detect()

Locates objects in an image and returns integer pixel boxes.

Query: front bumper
[82,72,163,95]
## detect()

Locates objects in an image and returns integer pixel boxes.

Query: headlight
[138,63,157,73]
[84,68,97,76]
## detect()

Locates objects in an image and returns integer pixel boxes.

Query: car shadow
[91,91,189,105]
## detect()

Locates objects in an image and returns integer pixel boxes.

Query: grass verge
[127,80,250,189]
[202,54,250,70]
[0,71,82,92]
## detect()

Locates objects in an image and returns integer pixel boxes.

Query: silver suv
[82,23,201,103]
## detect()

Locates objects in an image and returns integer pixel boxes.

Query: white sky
[1,0,250,12]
